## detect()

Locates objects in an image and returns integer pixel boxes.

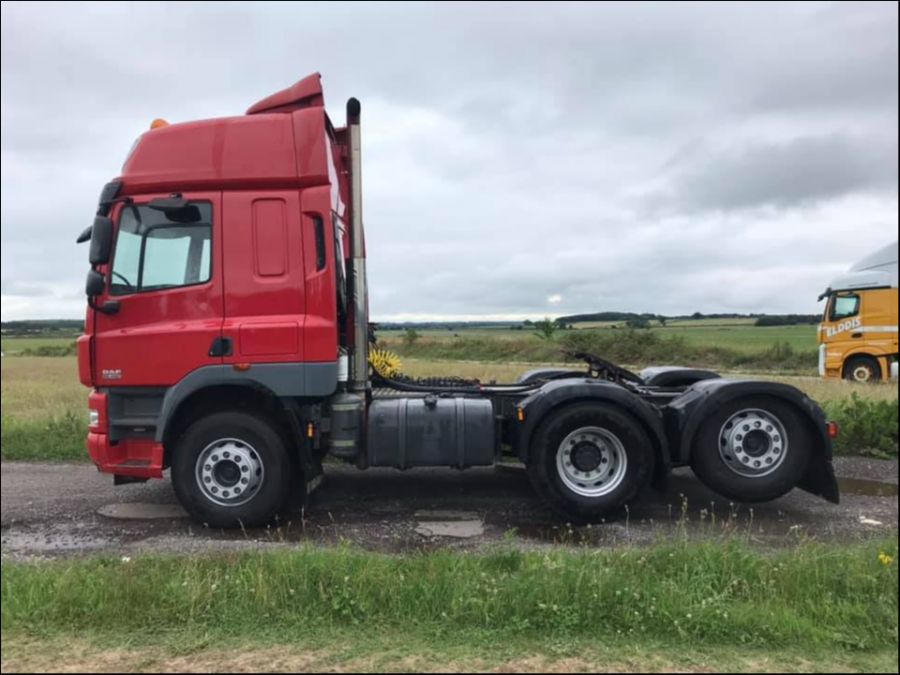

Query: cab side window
[830,294,860,321]
[110,202,212,296]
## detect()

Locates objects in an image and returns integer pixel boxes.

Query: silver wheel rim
[852,365,872,382]
[556,426,628,497]
[718,409,788,478]
[195,438,264,507]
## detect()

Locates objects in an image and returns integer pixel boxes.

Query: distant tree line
[754,314,820,327]
[1,319,84,336]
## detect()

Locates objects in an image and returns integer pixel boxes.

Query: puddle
[98,502,188,520]
[838,478,899,497]
[415,520,484,539]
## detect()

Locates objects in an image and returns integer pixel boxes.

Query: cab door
[93,192,224,387]
[220,190,306,364]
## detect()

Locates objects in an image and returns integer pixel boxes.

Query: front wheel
[526,403,655,523]
[171,410,294,528]
[844,356,881,383]
[690,396,812,503]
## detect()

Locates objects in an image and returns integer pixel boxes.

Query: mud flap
[799,457,840,504]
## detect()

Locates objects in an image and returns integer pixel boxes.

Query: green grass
[1,355,897,461]
[3,629,897,673]
[4,630,897,673]
[0,413,87,462]
[824,394,900,458]
[382,328,820,373]
[1,336,76,355]
[650,324,816,353]
[3,540,897,651]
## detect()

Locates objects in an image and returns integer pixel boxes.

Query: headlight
[89,409,100,428]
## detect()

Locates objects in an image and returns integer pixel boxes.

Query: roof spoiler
[246,73,324,115]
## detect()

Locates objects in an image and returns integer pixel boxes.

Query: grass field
[2,539,897,672]
[379,321,817,353]
[1,354,896,461]
[1,336,74,355]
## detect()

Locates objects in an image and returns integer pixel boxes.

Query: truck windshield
[110,202,212,296]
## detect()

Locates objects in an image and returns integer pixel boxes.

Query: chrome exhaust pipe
[347,98,369,393]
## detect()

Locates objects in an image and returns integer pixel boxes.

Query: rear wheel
[690,396,812,503]
[172,410,294,528]
[843,356,881,383]
[527,403,655,523]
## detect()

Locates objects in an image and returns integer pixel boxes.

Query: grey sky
[1,1,897,321]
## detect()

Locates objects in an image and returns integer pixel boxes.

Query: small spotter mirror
[85,269,106,297]
[148,196,201,223]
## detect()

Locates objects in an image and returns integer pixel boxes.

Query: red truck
[77,74,840,527]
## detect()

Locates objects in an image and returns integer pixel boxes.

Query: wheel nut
[205,464,212,471]
[212,455,219,462]
[223,451,230,459]
[241,478,249,485]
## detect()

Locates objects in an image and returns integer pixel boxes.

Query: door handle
[209,337,233,357]
[851,332,863,339]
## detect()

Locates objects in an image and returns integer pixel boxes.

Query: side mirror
[89,216,114,265]
[85,269,106,296]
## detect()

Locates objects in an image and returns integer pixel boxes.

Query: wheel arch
[158,369,308,469]
[516,380,670,486]
[669,379,839,503]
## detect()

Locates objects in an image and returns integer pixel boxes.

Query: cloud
[1,1,898,322]
[643,132,899,215]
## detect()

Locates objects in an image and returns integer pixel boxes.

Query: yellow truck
[818,241,898,382]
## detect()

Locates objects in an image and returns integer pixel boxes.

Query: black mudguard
[515,378,671,488]
[666,379,840,504]
[640,366,721,387]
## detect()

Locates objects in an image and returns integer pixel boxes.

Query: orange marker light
[150,118,169,130]
[233,363,252,372]
[516,407,525,422]
[827,421,840,439]
[307,423,315,439]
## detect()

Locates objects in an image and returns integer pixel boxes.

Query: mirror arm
[88,296,120,315]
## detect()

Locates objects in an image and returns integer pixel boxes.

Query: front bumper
[87,432,164,479]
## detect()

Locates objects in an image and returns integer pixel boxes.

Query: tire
[171,410,294,528]
[526,402,655,523]
[843,356,881,383]
[690,396,812,503]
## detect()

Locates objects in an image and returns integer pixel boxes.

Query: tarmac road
[1,457,897,559]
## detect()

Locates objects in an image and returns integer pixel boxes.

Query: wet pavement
[1,457,897,559]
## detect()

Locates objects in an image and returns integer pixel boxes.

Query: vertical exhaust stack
[347,97,369,393]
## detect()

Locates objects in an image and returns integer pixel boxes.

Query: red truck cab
[80,73,350,481]
[78,74,839,528]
